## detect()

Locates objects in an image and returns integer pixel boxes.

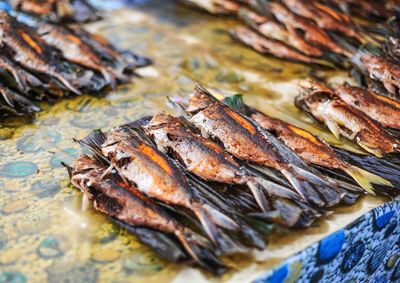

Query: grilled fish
[37,23,115,85]
[10,0,99,23]
[78,126,252,253]
[296,80,400,157]
[335,83,400,130]
[281,0,362,42]
[183,0,241,15]
[0,11,82,94]
[223,94,391,195]
[144,112,317,227]
[238,8,323,57]
[180,85,344,208]
[66,155,226,274]
[262,1,351,57]
[352,51,400,97]
[231,26,320,64]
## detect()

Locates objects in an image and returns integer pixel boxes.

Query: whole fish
[78,126,252,253]
[66,155,226,274]
[281,0,362,42]
[296,80,400,157]
[10,0,99,23]
[351,51,400,96]
[231,26,320,64]
[68,25,152,72]
[335,83,400,130]
[144,112,317,227]
[180,85,344,208]
[37,23,115,85]
[238,8,323,57]
[223,94,390,195]
[262,2,351,57]
[0,11,81,94]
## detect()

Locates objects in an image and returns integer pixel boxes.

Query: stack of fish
[184,0,400,101]
[67,84,399,273]
[9,0,99,23]
[0,11,152,121]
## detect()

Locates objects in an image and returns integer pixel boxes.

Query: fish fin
[111,218,189,263]
[53,72,82,95]
[178,229,228,275]
[75,129,109,164]
[246,181,270,212]
[61,162,73,178]
[326,119,341,140]
[281,165,341,207]
[344,165,392,194]
[356,138,384,157]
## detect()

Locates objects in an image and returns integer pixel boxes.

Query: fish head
[186,84,217,114]
[296,80,333,112]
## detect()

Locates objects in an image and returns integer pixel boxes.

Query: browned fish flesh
[144,112,317,227]
[266,2,351,57]
[0,11,82,94]
[281,0,362,42]
[296,80,400,157]
[10,0,99,23]
[335,83,400,130]
[37,23,116,84]
[67,155,226,274]
[182,85,344,208]
[77,126,253,253]
[232,26,320,64]
[352,51,400,97]
[238,8,323,57]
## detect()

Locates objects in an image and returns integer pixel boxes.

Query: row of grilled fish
[67,84,399,273]
[0,11,151,121]
[9,0,99,23]
[184,0,400,101]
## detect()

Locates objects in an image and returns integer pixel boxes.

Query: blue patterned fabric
[255,201,400,283]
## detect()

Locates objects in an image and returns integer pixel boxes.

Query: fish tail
[281,165,341,207]
[344,165,393,195]
[178,229,227,275]
[112,218,189,263]
[246,181,271,212]
[194,205,248,255]
[53,72,82,95]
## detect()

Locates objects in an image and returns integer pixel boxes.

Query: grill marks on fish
[68,155,226,274]
[296,80,400,157]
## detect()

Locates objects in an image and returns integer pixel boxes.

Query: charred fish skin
[67,155,226,274]
[78,127,249,254]
[335,83,400,130]
[145,112,323,227]
[0,11,82,94]
[296,80,400,157]
[238,8,323,57]
[182,85,344,208]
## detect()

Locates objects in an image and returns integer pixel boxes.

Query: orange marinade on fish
[335,83,400,129]
[296,80,400,157]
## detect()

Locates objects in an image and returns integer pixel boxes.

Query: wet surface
[0,1,389,282]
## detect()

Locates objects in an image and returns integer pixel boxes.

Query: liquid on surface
[0,1,387,282]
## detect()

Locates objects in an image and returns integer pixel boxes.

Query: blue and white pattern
[255,201,400,283]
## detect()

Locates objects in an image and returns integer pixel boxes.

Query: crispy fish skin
[296,80,400,157]
[238,8,323,57]
[183,85,343,208]
[78,126,246,252]
[335,83,400,130]
[250,111,345,169]
[0,11,81,94]
[354,52,400,96]
[232,26,317,64]
[37,23,114,84]
[281,0,362,42]
[267,2,350,57]
[145,113,318,227]
[68,155,226,274]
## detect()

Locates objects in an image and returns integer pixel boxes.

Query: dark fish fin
[178,166,268,250]
[111,218,189,263]
[61,162,73,178]
[178,230,227,275]
[75,129,110,164]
